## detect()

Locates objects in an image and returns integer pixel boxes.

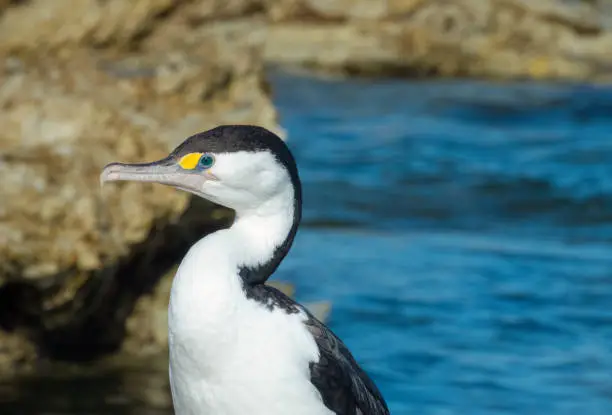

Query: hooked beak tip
[100,163,122,187]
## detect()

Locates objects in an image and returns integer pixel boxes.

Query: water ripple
[271,70,612,414]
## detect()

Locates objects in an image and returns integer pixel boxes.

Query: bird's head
[101,125,301,215]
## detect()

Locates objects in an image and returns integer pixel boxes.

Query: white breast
[167,232,334,415]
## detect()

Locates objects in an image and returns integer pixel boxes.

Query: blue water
[271,72,612,414]
[3,72,612,414]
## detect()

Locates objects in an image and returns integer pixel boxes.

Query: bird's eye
[197,154,215,170]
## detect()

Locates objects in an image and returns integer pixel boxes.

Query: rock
[0,1,278,373]
[264,0,612,81]
[0,0,177,52]
[267,280,297,298]
[304,301,332,323]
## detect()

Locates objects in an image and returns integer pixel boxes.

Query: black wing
[246,284,390,415]
[304,312,390,415]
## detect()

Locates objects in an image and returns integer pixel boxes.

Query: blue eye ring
[197,153,215,170]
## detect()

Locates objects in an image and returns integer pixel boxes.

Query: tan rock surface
[264,0,612,81]
[0,1,277,373]
[0,0,177,51]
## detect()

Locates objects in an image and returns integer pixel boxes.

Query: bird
[101,125,389,415]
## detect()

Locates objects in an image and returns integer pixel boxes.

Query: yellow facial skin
[178,153,202,170]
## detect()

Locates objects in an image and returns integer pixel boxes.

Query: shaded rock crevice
[0,0,278,373]
[30,201,232,363]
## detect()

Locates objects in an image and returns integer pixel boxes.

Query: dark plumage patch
[243,283,300,314]
[306,314,390,415]
[242,285,390,415]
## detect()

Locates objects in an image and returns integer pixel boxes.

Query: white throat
[167,176,297,351]
[166,179,327,415]
[231,186,296,272]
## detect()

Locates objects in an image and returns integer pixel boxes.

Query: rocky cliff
[2,0,608,376]
[264,0,612,80]
[0,0,278,373]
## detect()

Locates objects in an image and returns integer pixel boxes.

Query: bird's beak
[101,155,177,185]
[100,155,206,194]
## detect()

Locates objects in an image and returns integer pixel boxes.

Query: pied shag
[101,125,389,415]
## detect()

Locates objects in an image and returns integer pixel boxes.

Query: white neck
[231,188,296,271]
[165,178,329,415]
[168,184,296,342]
